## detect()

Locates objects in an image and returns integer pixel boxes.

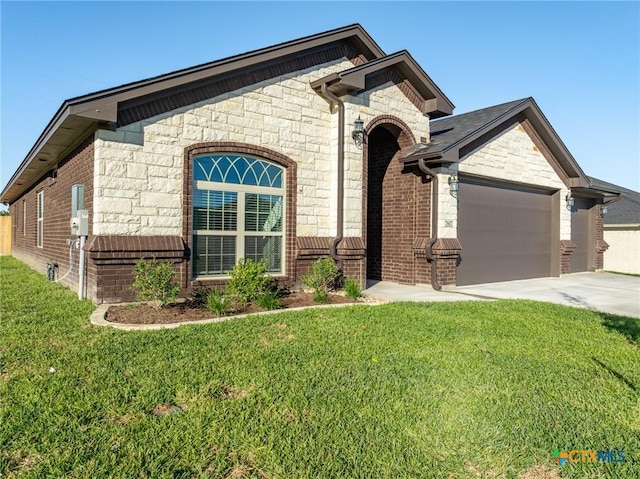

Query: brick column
[432,238,462,288]
[595,205,609,270]
[559,240,577,275]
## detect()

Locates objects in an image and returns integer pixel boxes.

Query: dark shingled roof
[588,177,640,225]
[426,98,528,152]
[400,98,530,158]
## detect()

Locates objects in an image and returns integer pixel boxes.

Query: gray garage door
[457,178,553,286]
[570,198,591,272]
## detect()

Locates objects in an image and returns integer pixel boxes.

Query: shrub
[255,289,283,311]
[313,289,329,304]
[302,257,340,303]
[132,256,179,308]
[206,289,232,317]
[226,258,271,307]
[343,277,362,300]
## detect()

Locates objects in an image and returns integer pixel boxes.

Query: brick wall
[366,120,434,285]
[559,240,577,275]
[595,204,608,270]
[9,137,94,292]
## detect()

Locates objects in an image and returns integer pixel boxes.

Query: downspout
[320,83,344,269]
[417,158,441,291]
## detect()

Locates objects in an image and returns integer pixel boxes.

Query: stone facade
[93,60,428,240]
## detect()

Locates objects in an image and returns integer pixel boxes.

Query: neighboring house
[0,24,617,303]
[588,177,640,275]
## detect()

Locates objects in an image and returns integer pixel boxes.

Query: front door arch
[364,118,425,284]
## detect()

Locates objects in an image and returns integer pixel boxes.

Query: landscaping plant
[302,257,340,303]
[131,256,179,307]
[226,258,271,306]
[343,277,362,300]
[206,289,232,317]
[255,289,283,311]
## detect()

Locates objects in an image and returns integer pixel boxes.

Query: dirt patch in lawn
[517,464,561,479]
[106,291,360,325]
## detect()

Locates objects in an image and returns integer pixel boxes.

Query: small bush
[132,256,179,308]
[255,289,283,311]
[303,258,340,303]
[226,258,271,307]
[343,277,362,300]
[206,289,232,317]
[313,289,329,304]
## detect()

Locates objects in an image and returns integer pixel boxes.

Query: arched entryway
[364,118,429,284]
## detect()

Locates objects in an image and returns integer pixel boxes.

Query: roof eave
[311,51,454,118]
[2,24,386,204]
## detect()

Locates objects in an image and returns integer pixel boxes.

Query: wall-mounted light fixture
[601,205,608,216]
[352,116,364,148]
[448,173,459,199]
[565,192,574,210]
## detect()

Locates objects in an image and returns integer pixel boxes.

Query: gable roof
[401,97,590,188]
[311,50,454,118]
[1,24,388,204]
[588,177,640,225]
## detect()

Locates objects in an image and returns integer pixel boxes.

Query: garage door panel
[458,179,553,286]
[570,198,591,272]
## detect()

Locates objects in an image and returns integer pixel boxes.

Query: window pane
[193,235,236,275]
[245,194,283,232]
[194,155,284,187]
[244,236,282,272]
[193,190,237,231]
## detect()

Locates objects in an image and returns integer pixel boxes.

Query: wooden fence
[0,216,12,255]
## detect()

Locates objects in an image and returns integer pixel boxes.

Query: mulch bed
[106,291,359,325]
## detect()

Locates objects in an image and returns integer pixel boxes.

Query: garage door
[457,178,553,286]
[570,198,592,272]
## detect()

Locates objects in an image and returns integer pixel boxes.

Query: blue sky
[1,1,639,195]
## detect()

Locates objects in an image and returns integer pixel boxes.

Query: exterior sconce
[352,116,364,148]
[448,174,459,199]
[601,205,608,216]
[565,192,574,210]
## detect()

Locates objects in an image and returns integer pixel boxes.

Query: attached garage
[402,98,614,288]
[457,177,556,286]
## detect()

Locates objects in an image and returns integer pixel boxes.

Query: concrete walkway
[364,272,640,318]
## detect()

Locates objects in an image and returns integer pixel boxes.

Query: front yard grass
[1,256,638,478]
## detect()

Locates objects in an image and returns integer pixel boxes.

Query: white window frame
[36,190,44,248]
[22,200,26,236]
[192,162,286,279]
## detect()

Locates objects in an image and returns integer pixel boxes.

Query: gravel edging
[90,300,388,331]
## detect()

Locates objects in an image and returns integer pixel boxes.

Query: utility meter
[70,185,87,236]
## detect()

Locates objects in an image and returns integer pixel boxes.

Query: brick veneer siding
[559,240,577,275]
[85,236,186,303]
[9,137,94,292]
[296,236,365,288]
[364,116,439,286]
[595,204,609,270]
[432,238,463,287]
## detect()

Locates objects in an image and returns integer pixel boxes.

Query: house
[0,24,618,303]
[588,177,640,275]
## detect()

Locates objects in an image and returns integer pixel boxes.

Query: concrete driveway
[364,272,640,318]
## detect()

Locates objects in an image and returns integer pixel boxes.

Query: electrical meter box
[71,185,86,236]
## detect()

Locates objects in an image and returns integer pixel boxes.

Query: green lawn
[1,256,638,479]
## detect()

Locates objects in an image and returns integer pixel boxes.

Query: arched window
[192,154,285,277]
